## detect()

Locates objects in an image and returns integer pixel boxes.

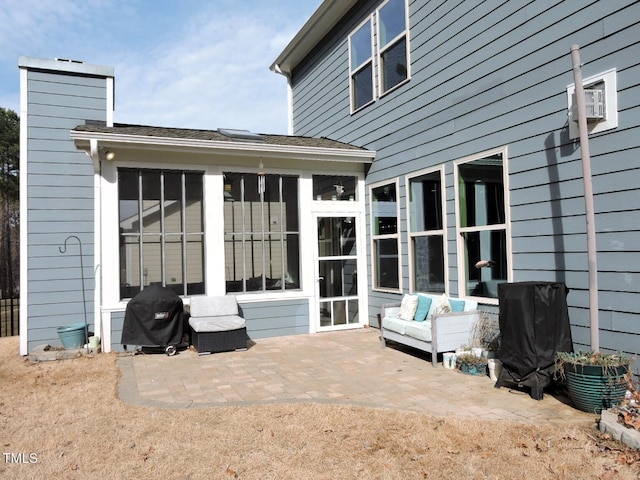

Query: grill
[121,285,185,355]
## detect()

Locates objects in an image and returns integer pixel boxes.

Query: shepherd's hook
[59,235,89,353]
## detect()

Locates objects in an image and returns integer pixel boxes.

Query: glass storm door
[316,215,360,330]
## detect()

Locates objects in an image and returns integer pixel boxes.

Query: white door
[315,214,362,331]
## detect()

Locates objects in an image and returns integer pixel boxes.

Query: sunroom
[71,123,375,352]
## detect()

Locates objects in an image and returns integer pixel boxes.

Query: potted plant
[555,351,633,414]
[456,353,488,376]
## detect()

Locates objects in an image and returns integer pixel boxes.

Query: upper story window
[408,168,446,294]
[349,18,374,112]
[223,173,300,294]
[349,0,409,113]
[370,181,400,291]
[378,0,409,93]
[118,168,205,299]
[455,149,510,300]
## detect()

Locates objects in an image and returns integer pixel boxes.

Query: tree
[0,107,19,299]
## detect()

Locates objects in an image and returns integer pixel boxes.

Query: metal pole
[571,44,599,352]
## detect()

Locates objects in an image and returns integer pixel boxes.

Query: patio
[117,327,594,426]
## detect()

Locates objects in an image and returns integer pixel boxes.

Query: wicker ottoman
[188,295,248,354]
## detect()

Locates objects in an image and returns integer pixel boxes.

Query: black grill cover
[495,281,573,397]
[121,285,184,347]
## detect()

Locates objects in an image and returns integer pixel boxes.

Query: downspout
[273,64,294,135]
[570,44,599,352]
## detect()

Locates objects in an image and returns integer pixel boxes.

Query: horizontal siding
[291,0,640,359]
[25,67,107,352]
[239,299,310,338]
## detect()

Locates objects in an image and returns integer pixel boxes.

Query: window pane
[285,234,300,289]
[352,63,373,110]
[413,236,445,293]
[319,258,358,298]
[120,235,140,299]
[372,184,397,235]
[458,155,504,228]
[165,234,183,295]
[185,173,203,233]
[164,172,183,234]
[142,234,162,287]
[381,37,407,92]
[350,20,372,69]
[141,171,161,233]
[282,175,299,231]
[463,230,507,298]
[318,217,357,257]
[410,171,442,232]
[379,0,406,47]
[119,170,139,234]
[313,175,357,201]
[374,238,399,289]
[186,234,205,295]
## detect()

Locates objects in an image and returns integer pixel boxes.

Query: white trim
[369,178,402,293]
[106,77,115,128]
[453,146,512,305]
[18,67,28,355]
[405,164,447,295]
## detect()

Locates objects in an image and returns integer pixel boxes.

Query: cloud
[0,0,317,134]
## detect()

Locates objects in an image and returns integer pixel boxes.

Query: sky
[0,0,322,135]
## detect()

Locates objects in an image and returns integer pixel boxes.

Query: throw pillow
[397,294,419,321]
[449,298,465,312]
[433,294,452,316]
[414,295,432,322]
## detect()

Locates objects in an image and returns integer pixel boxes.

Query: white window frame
[376,0,411,97]
[370,178,402,293]
[349,15,375,114]
[454,147,512,305]
[406,165,447,294]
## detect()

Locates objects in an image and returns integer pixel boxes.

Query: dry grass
[1,336,638,480]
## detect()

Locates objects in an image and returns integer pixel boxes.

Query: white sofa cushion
[382,316,410,335]
[190,295,238,317]
[189,315,245,333]
[404,321,432,342]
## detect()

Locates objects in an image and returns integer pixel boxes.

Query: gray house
[18,57,374,355]
[19,1,640,371]
[271,0,640,368]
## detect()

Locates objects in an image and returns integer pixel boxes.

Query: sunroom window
[371,181,400,291]
[118,169,205,299]
[223,173,300,293]
[457,151,509,299]
[408,169,445,293]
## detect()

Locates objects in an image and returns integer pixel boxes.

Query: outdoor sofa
[380,293,480,367]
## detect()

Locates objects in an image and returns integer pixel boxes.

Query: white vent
[583,89,605,119]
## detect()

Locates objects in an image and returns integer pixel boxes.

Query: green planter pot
[459,363,488,376]
[564,363,629,414]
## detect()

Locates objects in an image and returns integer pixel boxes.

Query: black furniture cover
[495,281,573,399]
[121,285,184,348]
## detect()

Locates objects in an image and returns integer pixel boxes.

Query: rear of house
[272,0,640,367]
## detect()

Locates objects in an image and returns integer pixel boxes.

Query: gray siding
[290,1,640,361]
[240,299,310,339]
[24,66,109,351]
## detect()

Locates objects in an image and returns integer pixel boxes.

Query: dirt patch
[1,336,638,479]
